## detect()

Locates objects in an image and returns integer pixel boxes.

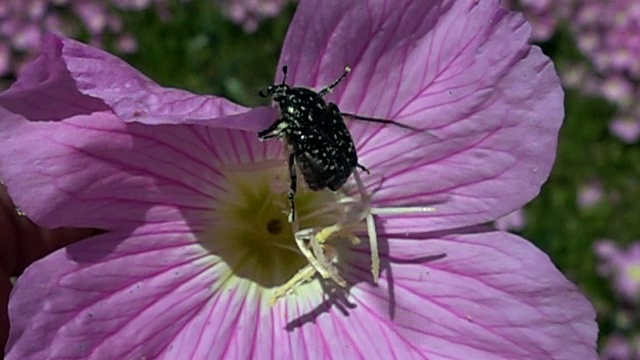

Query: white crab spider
[270,170,435,304]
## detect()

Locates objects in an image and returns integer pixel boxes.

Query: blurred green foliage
[119,0,292,106]
[524,28,640,340]
[108,0,638,344]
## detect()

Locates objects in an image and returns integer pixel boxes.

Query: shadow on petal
[283,227,452,329]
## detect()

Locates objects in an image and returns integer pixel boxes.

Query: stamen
[351,170,382,282]
[372,206,436,215]
[352,170,438,282]
[296,201,343,222]
[269,241,303,255]
[365,212,380,282]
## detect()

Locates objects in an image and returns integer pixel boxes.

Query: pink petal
[495,208,526,231]
[6,224,221,359]
[0,34,109,121]
[0,108,282,229]
[329,228,597,358]
[0,35,282,229]
[279,0,563,231]
[6,227,597,359]
[7,33,276,130]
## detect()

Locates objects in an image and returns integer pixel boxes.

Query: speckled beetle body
[259,66,418,221]
[258,66,365,220]
[259,83,358,190]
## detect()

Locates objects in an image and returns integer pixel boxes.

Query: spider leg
[270,264,316,305]
[293,230,332,280]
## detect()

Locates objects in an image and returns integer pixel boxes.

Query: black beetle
[259,66,414,221]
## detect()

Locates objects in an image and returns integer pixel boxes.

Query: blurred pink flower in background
[578,180,604,210]
[214,0,292,32]
[600,334,639,360]
[501,0,573,41]
[595,240,640,303]
[505,0,640,143]
[1,0,597,358]
[0,0,294,80]
[573,0,640,143]
[609,117,640,144]
[0,0,166,78]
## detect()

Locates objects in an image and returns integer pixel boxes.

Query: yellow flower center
[202,160,342,293]
[197,159,434,304]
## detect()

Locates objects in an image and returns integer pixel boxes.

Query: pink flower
[600,334,640,360]
[0,0,164,78]
[578,180,604,209]
[215,0,292,33]
[595,240,640,303]
[610,117,640,143]
[501,0,573,41]
[505,0,640,143]
[1,1,597,358]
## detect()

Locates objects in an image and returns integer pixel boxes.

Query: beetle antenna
[281,65,288,85]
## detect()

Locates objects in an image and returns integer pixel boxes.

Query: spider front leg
[270,225,353,305]
[293,228,341,283]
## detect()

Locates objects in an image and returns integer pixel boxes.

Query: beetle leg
[258,119,287,140]
[356,163,370,174]
[287,152,298,223]
[318,66,351,97]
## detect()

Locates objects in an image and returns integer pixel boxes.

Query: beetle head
[259,65,291,101]
[259,84,290,101]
